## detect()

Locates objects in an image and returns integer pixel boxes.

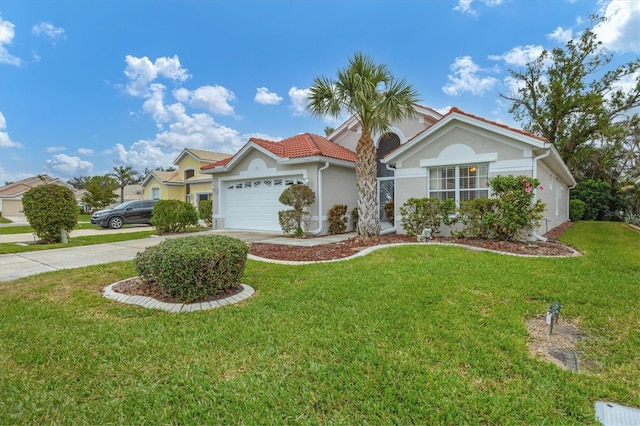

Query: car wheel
[109,217,124,229]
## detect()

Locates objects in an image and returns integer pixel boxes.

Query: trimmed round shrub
[22,184,78,243]
[134,235,249,303]
[151,199,198,234]
[399,197,456,237]
[569,199,586,222]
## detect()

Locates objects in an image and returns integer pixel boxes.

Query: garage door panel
[224,176,303,231]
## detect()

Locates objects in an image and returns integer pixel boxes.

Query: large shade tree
[307,52,418,239]
[109,165,141,204]
[500,15,640,184]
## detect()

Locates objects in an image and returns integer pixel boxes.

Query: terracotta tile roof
[253,133,355,161]
[202,133,355,170]
[444,107,548,143]
[202,157,233,170]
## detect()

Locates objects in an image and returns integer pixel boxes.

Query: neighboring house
[142,148,232,209]
[116,184,144,203]
[0,175,76,217]
[204,105,575,237]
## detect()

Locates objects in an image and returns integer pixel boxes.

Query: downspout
[532,148,551,242]
[309,162,330,235]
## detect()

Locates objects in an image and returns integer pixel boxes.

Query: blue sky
[1,0,638,183]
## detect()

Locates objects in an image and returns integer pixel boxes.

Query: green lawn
[0,222,102,235]
[0,222,638,424]
[0,230,157,254]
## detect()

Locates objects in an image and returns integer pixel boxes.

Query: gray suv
[91,200,158,229]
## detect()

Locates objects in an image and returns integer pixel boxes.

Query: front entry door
[378,178,395,225]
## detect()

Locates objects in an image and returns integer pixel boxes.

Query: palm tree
[307,52,418,239]
[109,165,140,204]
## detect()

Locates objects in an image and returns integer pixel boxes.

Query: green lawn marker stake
[547,301,562,335]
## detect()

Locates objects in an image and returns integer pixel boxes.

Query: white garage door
[224,176,305,231]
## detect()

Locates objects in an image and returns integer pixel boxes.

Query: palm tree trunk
[355,129,380,239]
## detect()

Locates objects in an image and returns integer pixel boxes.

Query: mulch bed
[249,221,577,262]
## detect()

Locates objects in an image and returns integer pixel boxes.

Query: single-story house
[141,148,232,210]
[201,105,576,237]
[201,133,356,231]
[0,175,77,217]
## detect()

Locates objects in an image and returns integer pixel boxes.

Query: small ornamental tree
[22,184,78,243]
[278,184,315,237]
[82,175,118,212]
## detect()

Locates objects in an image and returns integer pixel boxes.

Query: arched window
[377,133,400,177]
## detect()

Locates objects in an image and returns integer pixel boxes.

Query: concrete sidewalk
[0,229,353,282]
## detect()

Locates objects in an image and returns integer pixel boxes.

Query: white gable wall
[390,121,570,237]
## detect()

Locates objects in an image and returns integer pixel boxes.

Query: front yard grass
[0,222,102,235]
[0,222,638,424]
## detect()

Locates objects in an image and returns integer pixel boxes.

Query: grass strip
[0,230,156,254]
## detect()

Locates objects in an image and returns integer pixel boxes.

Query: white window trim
[150,186,161,200]
[427,163,490,204]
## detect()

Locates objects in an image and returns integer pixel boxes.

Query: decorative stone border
[103,278,255,313]
[248,241,582,265]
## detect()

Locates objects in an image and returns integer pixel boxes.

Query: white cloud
[123,55,190,97]
[175,85,236,116]
[32,22,66,43]
[243,132,283,142]
[0,16,21,66]
[288,86,311,115]
[434,106,454,115]
[77,147,95,156]
[547,27,574,44]
[254,87,283,105]
[45,154,93,177]
[489,45,545,67]
[115,141,177,170]
[453,0,502,15]
[46,146,66,153]
[115,112,244,169]
[594,0,640,53]
[454,0,475,15]
[442,56,499,96]
[0,112,22,148]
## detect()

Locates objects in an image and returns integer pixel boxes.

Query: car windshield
[113,201,135,210]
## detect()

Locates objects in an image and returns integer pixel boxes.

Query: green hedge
[151,199,198,234]
[569,199,586,222]
[399,198,456,237]
[134,235,249,303]
[198,199,213,227]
